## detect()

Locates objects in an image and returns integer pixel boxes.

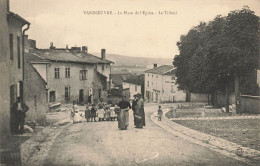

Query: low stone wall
[216,93,235,107]
[190,93,208,102]
[239,95,260,114]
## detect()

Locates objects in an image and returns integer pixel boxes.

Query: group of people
[70,98,118,124]
[70,94,146,130]
[117,93,145,130]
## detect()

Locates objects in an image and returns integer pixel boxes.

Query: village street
[23,103,247,166]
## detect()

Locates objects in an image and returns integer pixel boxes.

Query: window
[17,37,21,68]
[171,76,176,80]
[9,34,13,60]
[135,85,137,91]
[65,86,70,100]
[54,68,60,79]
[147,81,149,87]
[65,67,70,78]
[148,74,149,77]
[152,75,153,78]
[102,64,105,71]
[80,70,88,80]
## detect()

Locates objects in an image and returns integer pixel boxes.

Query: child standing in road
[157,105,163,121]
[73,110,83,124]
[110,104,116,121]
[90,104,97,122]
[97,108,105,121]
[85,105,91,122]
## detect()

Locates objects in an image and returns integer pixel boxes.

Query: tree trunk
[207,93,210,105]
[234,74,240,114]
[225,83,229,113]
[186,90,191,102]
[211,91,216,106]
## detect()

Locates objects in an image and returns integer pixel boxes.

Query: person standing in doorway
[11,97,29,134]
[118,96,131,130]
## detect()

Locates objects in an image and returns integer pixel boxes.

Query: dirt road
[43,104,247,166]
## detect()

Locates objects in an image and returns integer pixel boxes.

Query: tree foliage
[173,6,260,97]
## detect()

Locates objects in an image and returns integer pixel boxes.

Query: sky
[11,0,260,59]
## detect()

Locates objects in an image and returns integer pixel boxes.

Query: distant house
[122,75,144,100]
[144,64,186,103]
[25,42,113,104]
[110,70,133,89]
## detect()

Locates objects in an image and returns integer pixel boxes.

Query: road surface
[43,104,247,166]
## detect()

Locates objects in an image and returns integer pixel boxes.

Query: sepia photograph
[0,0,260,165]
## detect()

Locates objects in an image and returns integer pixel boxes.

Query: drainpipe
[22,23,30,101]
[22,23,30,81]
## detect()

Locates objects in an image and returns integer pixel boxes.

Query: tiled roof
[7,12,30,25]
[123,75,144,85]
[25,52,50,63]
[111,73,134,87]
[26,49,113,64]
[164,68,177,75]
[145,65,175,75]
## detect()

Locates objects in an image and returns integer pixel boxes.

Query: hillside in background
[93,53,173,67]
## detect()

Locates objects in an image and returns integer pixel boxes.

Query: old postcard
[0,0,260,165]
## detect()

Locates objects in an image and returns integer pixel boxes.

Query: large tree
[173,7,259,111]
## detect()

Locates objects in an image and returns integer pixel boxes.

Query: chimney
[29,39,36,49]
[82,46,88,53]
[50,42,55,49]
[71,47,81,53]
[66,45,69,49]
[154,64,157,68]
[101,49,106,60]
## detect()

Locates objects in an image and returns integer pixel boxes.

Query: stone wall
[0,0,10,136]
[190,93,208,102]
[239,95,260,114]
[24,60,48,123]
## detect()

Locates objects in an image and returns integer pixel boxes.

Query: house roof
[26,49,113,64]
[111,73,134,87]
[145,65,175,75]
[24,58,47,85]
[25,52,50,63]
[7,12,30,25]
[97,71,107,79]
[123,75,144,85]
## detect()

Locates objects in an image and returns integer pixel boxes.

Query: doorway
[79,89,84,104]
[50,91,56,103]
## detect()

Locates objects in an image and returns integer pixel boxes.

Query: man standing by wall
[11,97,29,134]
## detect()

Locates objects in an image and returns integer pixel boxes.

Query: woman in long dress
[135,94,145,128]
[117,96,131,130]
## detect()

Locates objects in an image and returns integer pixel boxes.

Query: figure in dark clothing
[135,93,145,128]
[90,104,97,122]
[11,97,29,134]
[88,95,92,104]
[85,106,91,122]
[117,96,131,130]
[132,95,139,126]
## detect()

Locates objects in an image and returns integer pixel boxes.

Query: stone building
[26,43,113,104]
[23,57,48,123]
[122,75,144,100]
[0,0,30,135]
[144,64,186,103]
